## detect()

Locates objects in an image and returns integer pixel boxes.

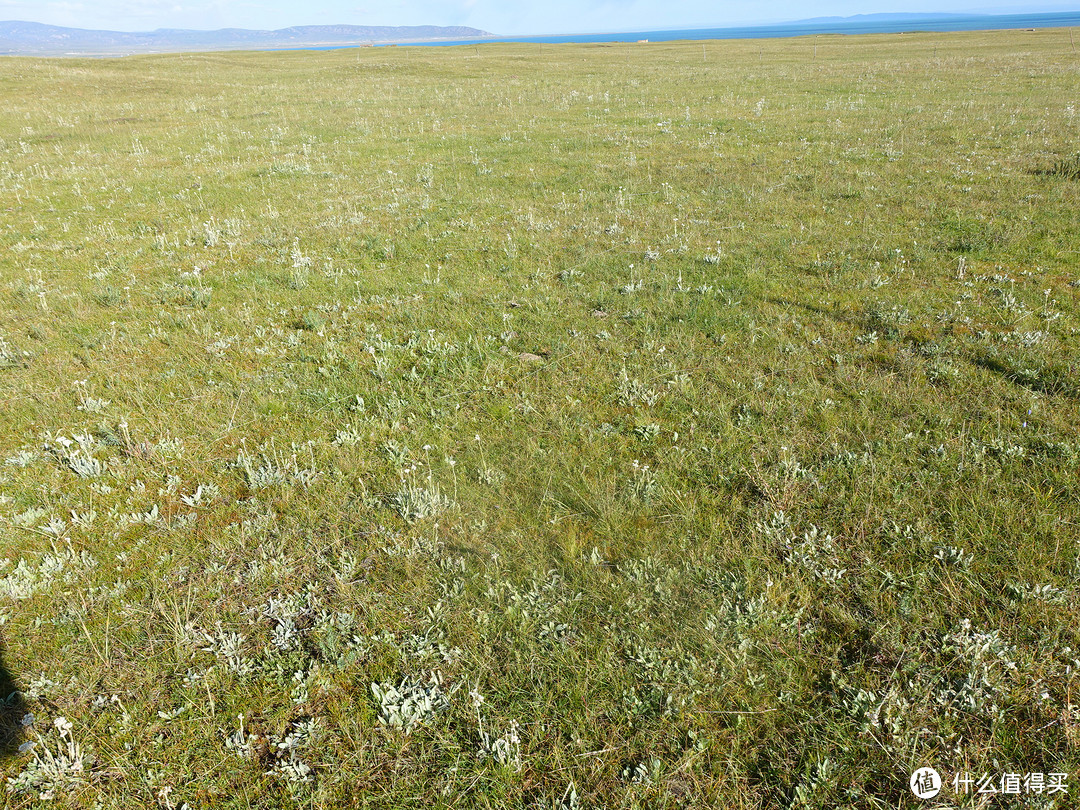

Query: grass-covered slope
[0,30,1078,808]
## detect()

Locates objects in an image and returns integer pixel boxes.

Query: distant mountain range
[3,10,1077,55]
[0,21,493,55]
[794,12,978,23]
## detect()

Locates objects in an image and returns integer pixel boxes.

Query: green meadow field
[0,28,1078,808]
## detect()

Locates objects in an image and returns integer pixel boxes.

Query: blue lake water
[310,12,1080,49]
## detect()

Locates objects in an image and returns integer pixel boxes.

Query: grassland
[0,28,1078,808]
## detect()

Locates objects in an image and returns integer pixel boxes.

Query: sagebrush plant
[0,29,1078,808]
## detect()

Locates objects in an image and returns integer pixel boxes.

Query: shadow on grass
[764,295,859,328]
[767,295,1080,402]
[0,634,25,759]
[1030,154,1080,180]
[967,351,1080,402]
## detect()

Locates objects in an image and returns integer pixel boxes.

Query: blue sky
[0,0,1076,35]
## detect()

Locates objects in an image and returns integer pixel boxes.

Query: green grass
[0,29,1078,808]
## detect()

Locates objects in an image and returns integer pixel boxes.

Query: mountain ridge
[0,21,493,54]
